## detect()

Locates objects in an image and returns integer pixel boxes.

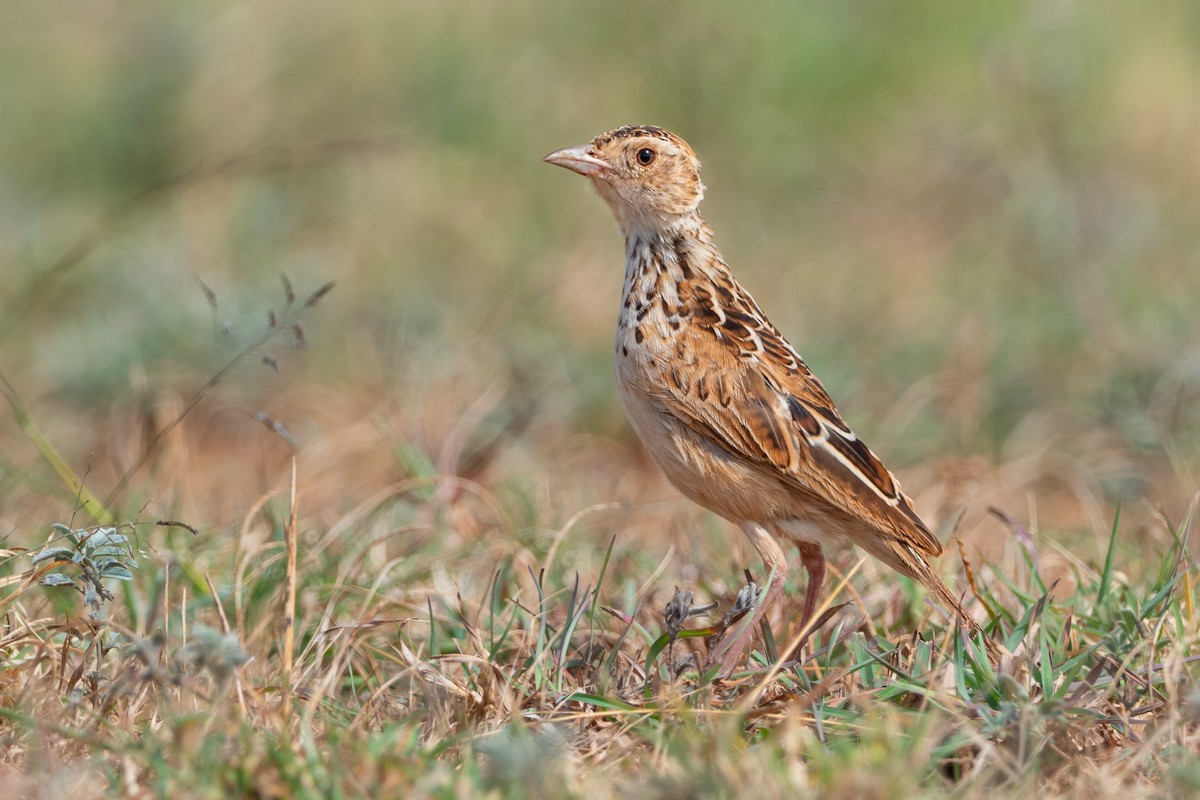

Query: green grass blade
[1096,505,1122,609]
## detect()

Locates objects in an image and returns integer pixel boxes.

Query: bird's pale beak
[543,145,611,178]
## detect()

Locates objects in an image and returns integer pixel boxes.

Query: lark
[545,125,998,672]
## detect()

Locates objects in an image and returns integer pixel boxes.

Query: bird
[544,125,999,674]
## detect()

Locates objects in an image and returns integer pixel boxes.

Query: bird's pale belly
[616,346,795,525]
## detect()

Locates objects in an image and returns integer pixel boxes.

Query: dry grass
[0,368,1197,797]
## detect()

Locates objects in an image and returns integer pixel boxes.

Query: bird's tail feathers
[856,535,1003,664]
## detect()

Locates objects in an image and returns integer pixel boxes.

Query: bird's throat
[621,213,726,289]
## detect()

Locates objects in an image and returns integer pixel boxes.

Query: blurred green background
[2,1,1198,529]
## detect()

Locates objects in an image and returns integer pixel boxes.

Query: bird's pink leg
[707,523,788,676]
[793,542,826,646]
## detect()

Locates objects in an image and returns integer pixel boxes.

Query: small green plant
[32,523,141,614]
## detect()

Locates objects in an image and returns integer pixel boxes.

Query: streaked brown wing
[663,276,943,556]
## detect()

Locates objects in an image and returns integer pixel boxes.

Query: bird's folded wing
[660,291,943,557]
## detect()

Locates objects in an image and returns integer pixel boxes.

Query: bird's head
[544,125,705,236]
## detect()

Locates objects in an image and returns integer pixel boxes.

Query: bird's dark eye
[636,148,656,165]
